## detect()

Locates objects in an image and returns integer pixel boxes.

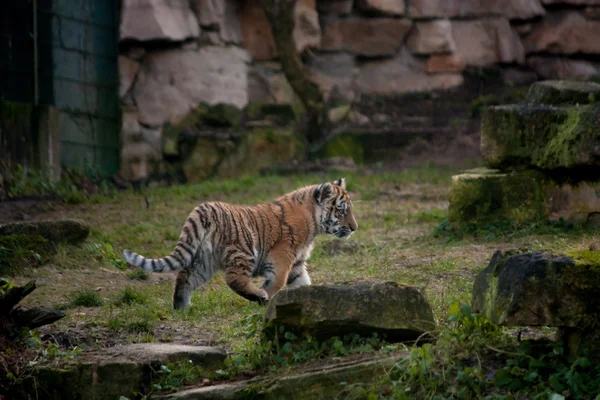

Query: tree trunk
[261,0,329,146]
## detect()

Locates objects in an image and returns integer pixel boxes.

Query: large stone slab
[120,0,200,41]
[356,0,405,16]
[527,56,600,80]
[524,12,600,55]
[452,18,525,67]
[527,80,600,106]
[408,0,545,20]
[449,168,600,225]
[320,17,412,57]
[305,52,357,100]
[472,250,600,328]
[132,46,249,126]
[407,20,456,55]
[192,0,242,44]
[481,103,600,169]
[0,219,89,246]
[354,48,463,95]
[265,280,436,342]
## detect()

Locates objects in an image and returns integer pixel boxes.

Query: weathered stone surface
[449,168,547,224]
[240,0,321,61]
[166,353,405,400]
[526,80,600,106]
[355,48,464,95]
[306,52,357,100]
[248,63,298,104]
[407,20,456,55]
[452,18,525,67]
[472,250,600,328]
[481,104,600,169]
[119,56,140,98]
[320,17,412,57]
[317,0,354,15]
[132,46,249,126]
[0,220,89,246]
[409,0,545,20]
[192,0,242,44]
[524,12,600,55]
[449,168,600,225]
[357,0,405,16]
[265,281,436,342]
[426,54,466,73]
[104,343,226,369]
[527,56,600,80]
[120,0,200,41]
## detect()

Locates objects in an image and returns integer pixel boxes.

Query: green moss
[322,135,365,164]
[448,169,546,225]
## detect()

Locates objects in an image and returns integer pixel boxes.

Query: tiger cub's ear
[314,182,334,205]
[333,177,346,189]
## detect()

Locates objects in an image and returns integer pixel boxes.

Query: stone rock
[265,280,436,342]
[305,52,357,101]
[407,20,456,55]
[426,54,466,73]
[104,343,226,369]
[527,80,600,106]
[320,17,412,57]
[0,219,89,246]
[355,48,464,95]
[449,168,600,225]
[524,12,600,55]
[240,0,320,61]
[452,18,525,67]
[317,0,354,15]
[481,103,600,169]
[356,0,405,16]
[328,104,352,124]
[472,250,600,328]
[248,63,297,104]
[119,56,140,99]
[409,0,545,20]
[120,0,200,42]
[585,7,600,19]
[132,46,249,126]
[501,67,537,86]
[527,56,600,80]
[192,0,242,44]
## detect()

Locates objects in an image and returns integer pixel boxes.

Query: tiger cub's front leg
[286,259,311,289]
[262,244,295,300]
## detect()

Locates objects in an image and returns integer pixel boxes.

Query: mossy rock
[244,102,298,124]
[321,135,365,165]
[481,103,600,170]
[448,168,547,225]
[527,80,600,106]
[472,250,600,330]
[0,219,89,246]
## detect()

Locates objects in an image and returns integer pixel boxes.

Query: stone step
[164,353,407,400]
[527,80,600,106]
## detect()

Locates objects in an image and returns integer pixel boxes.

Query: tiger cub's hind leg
[173,254,215,310]
[223,247,268,304]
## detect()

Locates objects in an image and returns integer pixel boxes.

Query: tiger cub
[123,178,358,309]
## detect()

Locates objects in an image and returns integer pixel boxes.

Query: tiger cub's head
[314,177,358,239]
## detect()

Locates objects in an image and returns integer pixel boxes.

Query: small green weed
[91,243,127,270]
[127,269,150,280]
[151,360,207,392]
[62,289,104,308]
[114,286,149,306]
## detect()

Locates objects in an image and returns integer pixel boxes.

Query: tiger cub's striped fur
[123,178,358,309]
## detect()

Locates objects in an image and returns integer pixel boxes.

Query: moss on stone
[527,80,600,106]
[322,135,365,165]
[448,168,546,224]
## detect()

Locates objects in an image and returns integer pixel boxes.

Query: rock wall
[117,0,600,181]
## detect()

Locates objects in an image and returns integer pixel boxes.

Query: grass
[62,289,104,308]
[4,162,600,397]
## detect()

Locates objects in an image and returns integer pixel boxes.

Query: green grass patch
[127,269,150,281]
[114,286,149,306]
[0,234,49,275]
[62,289,103,308]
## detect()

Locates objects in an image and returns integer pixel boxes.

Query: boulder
[320,17,412,57]
[120,0,200,42]
[426,54,466,73]
[191,0,242,44]
[452,18,525,67]
[248,63,298,104]
[408,0,545,20]
[132,46,249,126]
[524,12,600,55]
[448,168,600,225]
[0,219,89,246]
[407,20,456,55]
[526,80,600,106]
[240,0,321,61]
[527,56,600,80]
[481,103,600,169]
[305,52,357,101]
[317,0,354,15]
[265,280,436,342]
[472,250,600,330]
[355,48,464,95]
[356,0,405,16]
[103,343,226,369]
[119,56,140,99]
